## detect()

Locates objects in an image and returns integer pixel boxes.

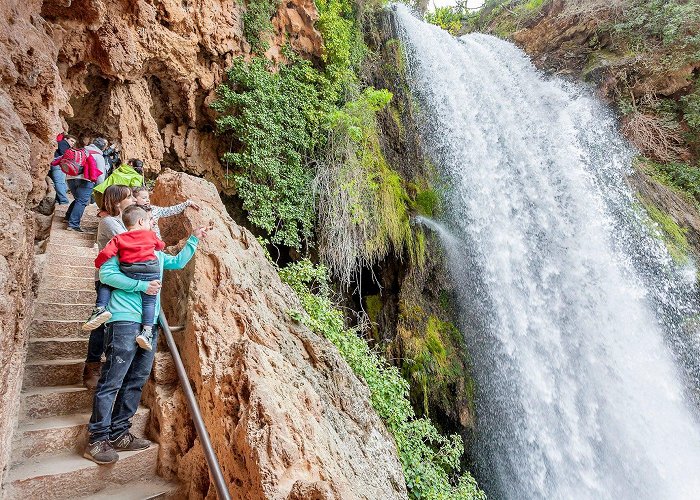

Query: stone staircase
[3,206,178,499]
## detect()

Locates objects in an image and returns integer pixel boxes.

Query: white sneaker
[82,307,112,331]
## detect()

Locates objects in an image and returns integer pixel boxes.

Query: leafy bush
[680,81,700,133]
[212,56,334,247]
[279,260,485,500]
[425,7,463,35]
[645,159,700,204]
[243,0,279,54]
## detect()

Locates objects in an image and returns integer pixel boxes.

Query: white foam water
[394,5,700,499]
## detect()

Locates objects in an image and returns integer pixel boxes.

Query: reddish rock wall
[0,0,322,486]
[148,170,407,499]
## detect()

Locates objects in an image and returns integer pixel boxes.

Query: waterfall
[394,5,700,499]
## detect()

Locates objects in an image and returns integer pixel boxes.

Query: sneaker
[136,328,153,351]
[66,226,84,232]
[84,440,118,464]
[110,432,152,451]
[82,307,112,331]
[82,361,102,390]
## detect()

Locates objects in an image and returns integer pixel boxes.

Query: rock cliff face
[0,0,322,486]
[147,170,407,499]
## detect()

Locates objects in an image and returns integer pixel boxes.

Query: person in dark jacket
[49,133,75,205]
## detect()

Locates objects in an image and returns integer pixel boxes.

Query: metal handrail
[159,310,232,500]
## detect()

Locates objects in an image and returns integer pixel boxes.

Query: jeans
[65,179,95,229]
[95,281,113,309]
[121,269,160,327]
[88,321,159,442]
[49,166,69,204]
[86,281,109,363]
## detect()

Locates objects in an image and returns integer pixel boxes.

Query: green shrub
[212,56,334,248]
[611,0,700,66]
[425,7,463,35]
[243,0,279,54]
[645,159,700,204]
[279,260,485,500]
[680,81,700,132]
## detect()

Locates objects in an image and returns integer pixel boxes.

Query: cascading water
[393,5,700,499]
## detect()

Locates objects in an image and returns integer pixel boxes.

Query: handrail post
[158,310,232,500]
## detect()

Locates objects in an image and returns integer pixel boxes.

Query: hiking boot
[82,307,112,331]
[84,440,118,464]
[135,328,153,351]
[66,226,84,232]
[82,361,102,390]
[110,432,152,452]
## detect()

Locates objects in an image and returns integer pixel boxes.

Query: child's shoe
[135,326,153,351]
[82,307,112,331]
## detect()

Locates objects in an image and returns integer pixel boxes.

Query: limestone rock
[150,169,407,500]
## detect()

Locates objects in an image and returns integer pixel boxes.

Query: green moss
[365,294,383,339]
[399,301,465,416]
[415,188,439,217]
[640,197,690,264]
[389,105,405,139]
[438,290,452,313]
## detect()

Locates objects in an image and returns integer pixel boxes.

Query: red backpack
[59,147,89,176]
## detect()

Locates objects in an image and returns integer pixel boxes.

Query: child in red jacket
[88,205,165,351]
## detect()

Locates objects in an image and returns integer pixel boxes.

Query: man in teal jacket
[84,229,206,464]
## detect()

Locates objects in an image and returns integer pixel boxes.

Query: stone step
[49,223,98,236]
[27,338,88,362]
[80,478,181,499]
[39,276,95,293]
[30,319,84,339]
[21,386,93,419]
[51,225,98,240]
[48,237,97,249]
[47,243,98,257]
[39,287,95,304]
[52,211,100,222]
[23,359,85,388]
[34,302,94,322]
[11,407,149,463]
[5,446,159,499]
[46,264,96,279]
[52,215,100,225]
[47,254,96,269]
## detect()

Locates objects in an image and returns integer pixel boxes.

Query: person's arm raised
[162,227,207,271]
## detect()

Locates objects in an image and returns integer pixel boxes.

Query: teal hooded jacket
[99,235,199,324]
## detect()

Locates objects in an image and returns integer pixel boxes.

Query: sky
[429,0,485,10]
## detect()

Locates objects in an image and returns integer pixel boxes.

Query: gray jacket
[95,215,127,280]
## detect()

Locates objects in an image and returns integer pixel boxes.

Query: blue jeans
[49,166,69,204]
[121,270,160,327]
[88,321,159,442]
[95,281,113,309]
[86,281,109,363]
[65,179,95,229]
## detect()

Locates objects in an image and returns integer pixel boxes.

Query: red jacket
[95,230,166,268]
[51,149,102,182]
